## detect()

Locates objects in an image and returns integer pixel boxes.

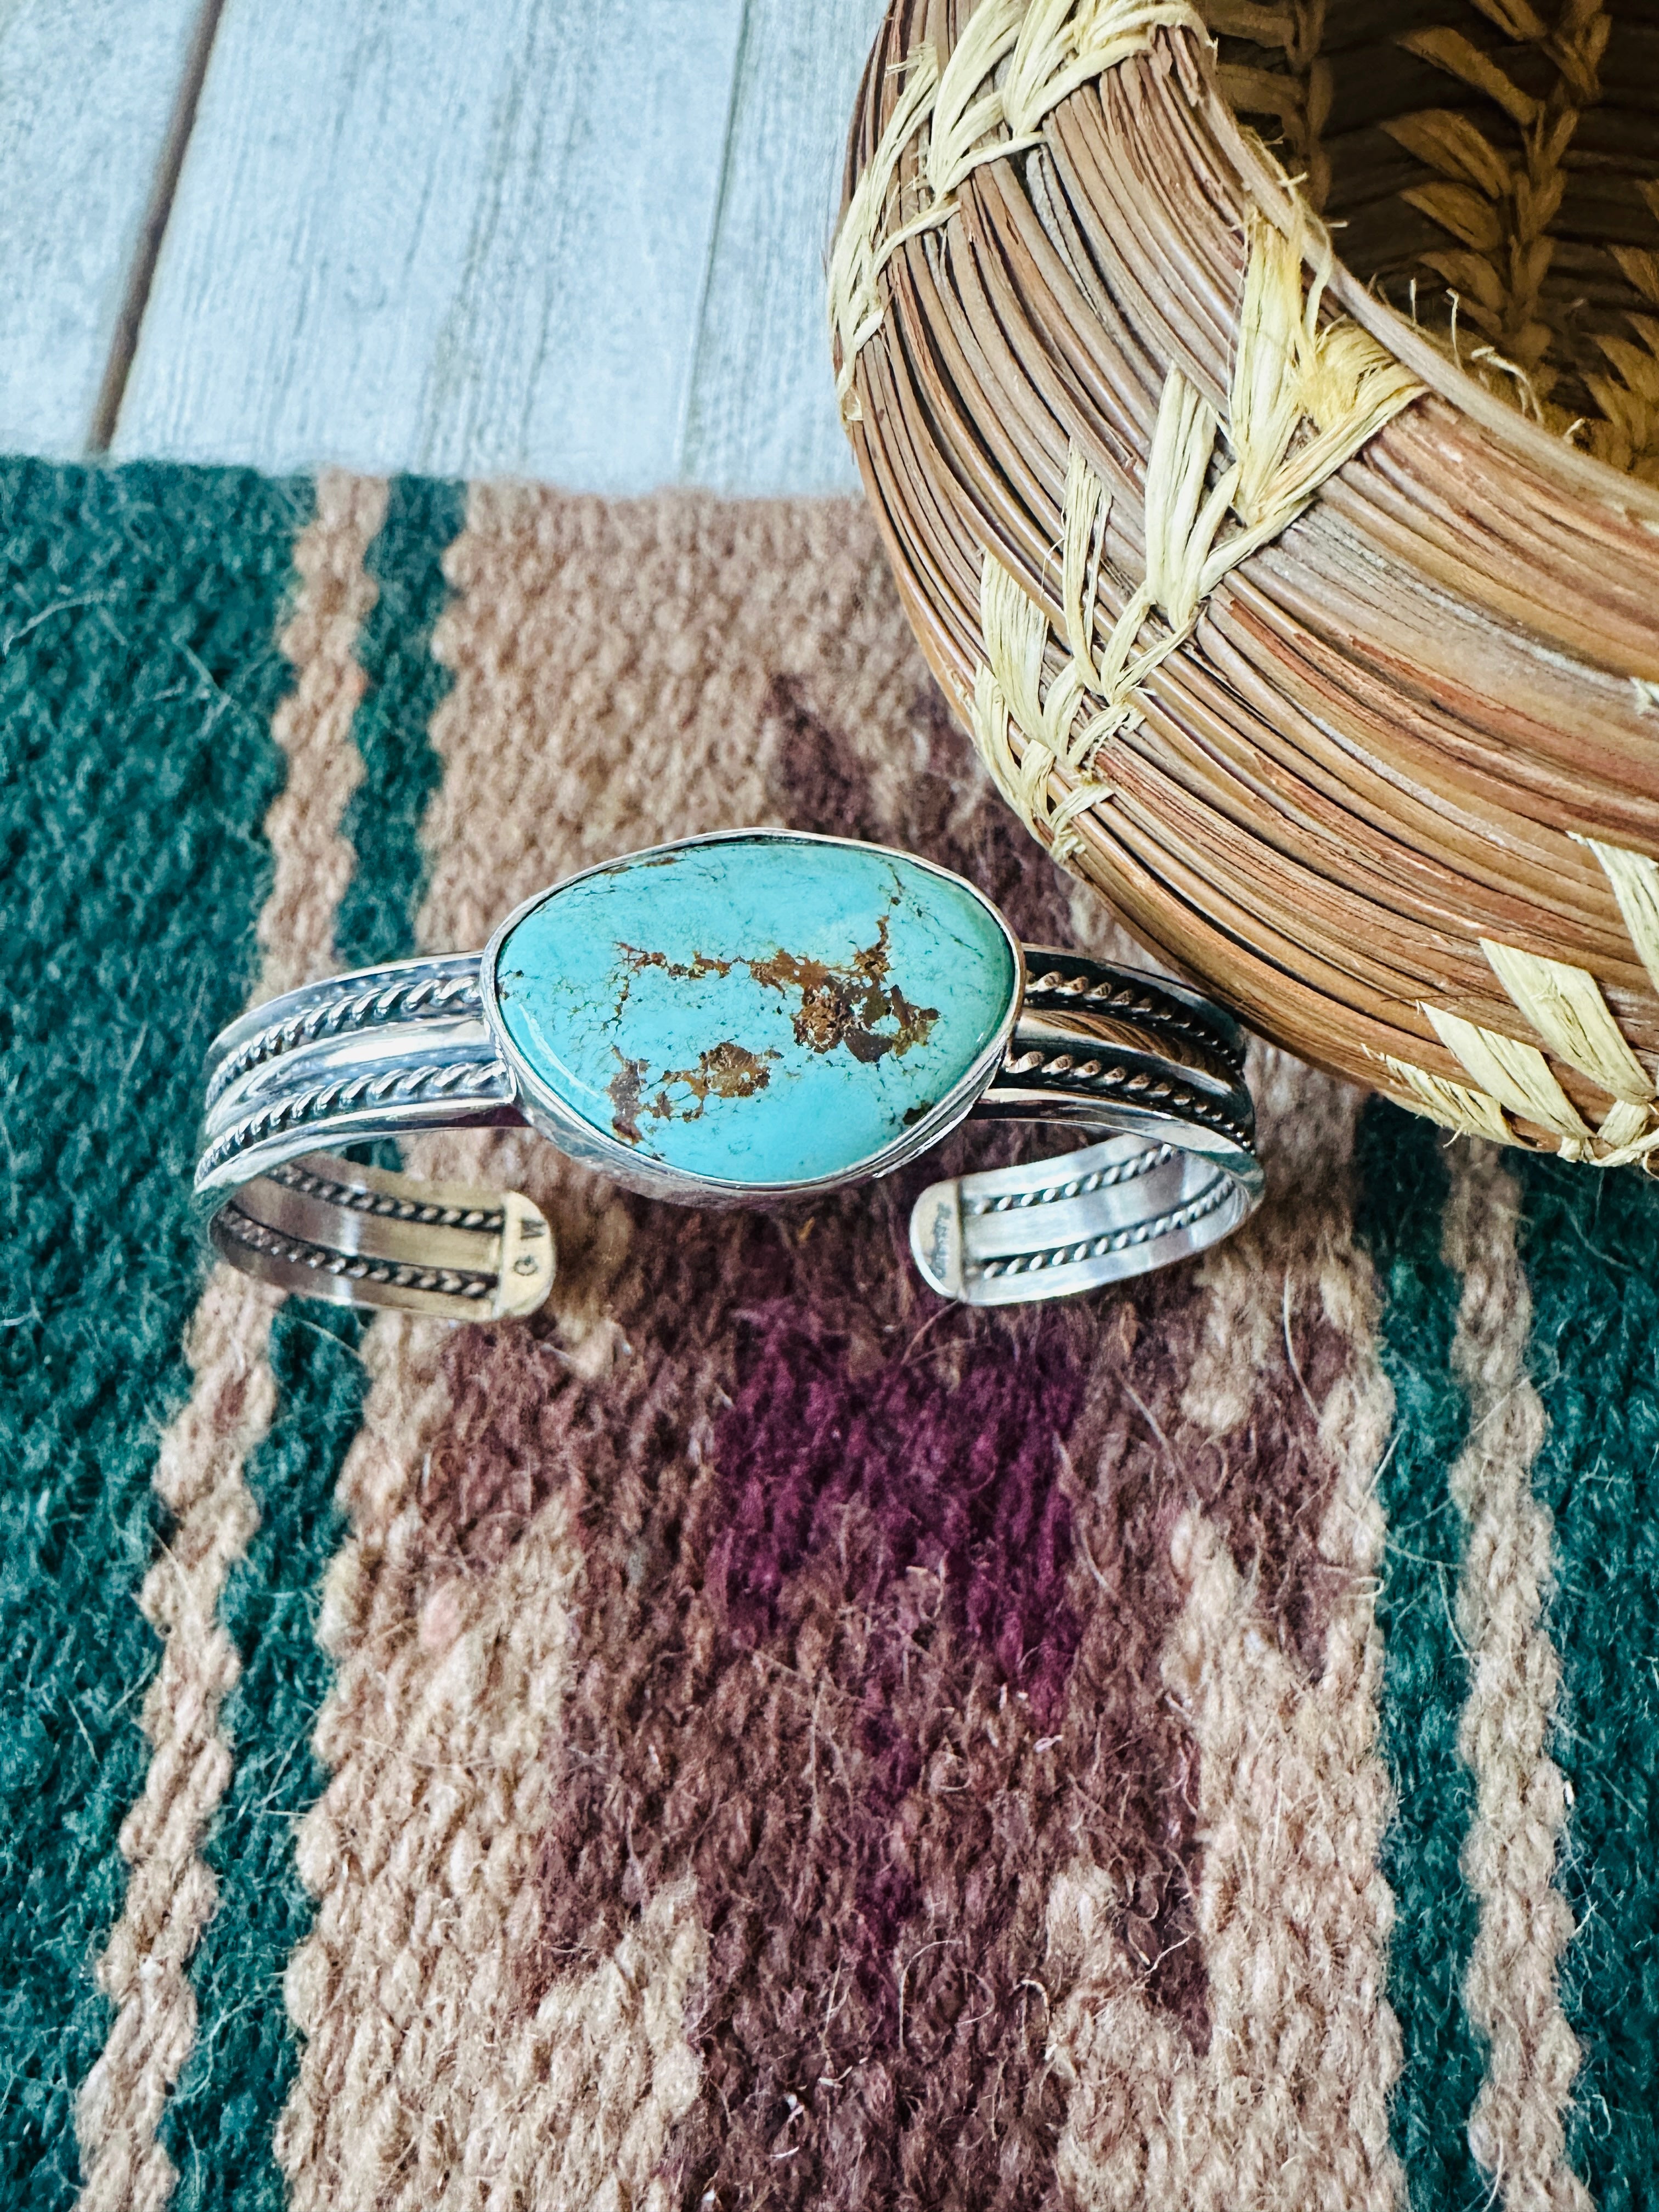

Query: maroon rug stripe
[510,1194,1088,2207]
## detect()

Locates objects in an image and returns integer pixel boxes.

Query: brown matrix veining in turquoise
[492,837,1017,1186]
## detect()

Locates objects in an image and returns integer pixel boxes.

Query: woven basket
[830,0,1659,1168]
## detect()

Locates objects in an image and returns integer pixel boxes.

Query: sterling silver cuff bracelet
[194,830,1262,1314]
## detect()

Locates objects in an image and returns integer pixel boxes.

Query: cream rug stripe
[74,473,389,2212]
[1443,1146,1587,2211]
[1048,1060,1403,2210]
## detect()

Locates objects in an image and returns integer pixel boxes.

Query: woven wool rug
[2,460,1656,2212]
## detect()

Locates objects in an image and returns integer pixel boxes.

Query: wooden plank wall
[0,0,208,454]
[681,0,887,493]
[0,0,887,493]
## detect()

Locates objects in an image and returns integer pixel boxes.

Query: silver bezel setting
[477,827,1027,1209]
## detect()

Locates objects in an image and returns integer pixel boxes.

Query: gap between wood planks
[87,0,228,453]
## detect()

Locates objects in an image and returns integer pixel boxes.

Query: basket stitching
[1383,1056,1659,1167]
[1204,0,1333,206]
[972,555,1114,866]
[1589,189,1659,481]
[828,46,941,421]
[1425,1005,1593,1142]
[1393,836,1659,1164]
[965,194,1421,867]
[1571,836,1659,998]
[828,0,1210,419]
[1386,1057,1514,1143]
[1594,1098,1654,1151]
[1380,0,1659,483]
[1424,997,1659,1166]
[1480,940,1655,1104]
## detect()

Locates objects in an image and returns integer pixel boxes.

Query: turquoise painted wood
[492,837,1017,1186]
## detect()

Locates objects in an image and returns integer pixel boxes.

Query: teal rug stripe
[1353,1102,1487,2209]
[159,1304,368,2212]
[0,460,309,2209]
[156,473,466,2208]
[1516,1154,1659,2212]
[334,475,466,972]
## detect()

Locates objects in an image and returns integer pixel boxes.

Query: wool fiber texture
[0,462,1655,2212]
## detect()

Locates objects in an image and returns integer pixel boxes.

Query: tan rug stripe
[1443,1146,1587,2212]
[416,486,922,947]
[274,489,924,2207]
[1047,1057,1403,2211]
[254,474,391,997]
[74,472,388,2212]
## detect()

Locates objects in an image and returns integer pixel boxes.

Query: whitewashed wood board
[0,0,206,456]
[680,0,887,494]
[114,0,751,490]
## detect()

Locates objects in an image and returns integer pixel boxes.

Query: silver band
[196,947,1260,1312]
[914,949,1259,1304]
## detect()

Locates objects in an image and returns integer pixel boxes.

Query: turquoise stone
[492,836,1017,1187]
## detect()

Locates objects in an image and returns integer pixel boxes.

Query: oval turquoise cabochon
[491,836,1018,1188]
